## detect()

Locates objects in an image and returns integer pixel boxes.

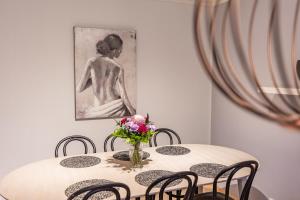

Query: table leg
[237,177,247,197]
[195,185,204,195]
[198,185,203,193]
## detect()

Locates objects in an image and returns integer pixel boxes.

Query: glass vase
[129,142,143,168]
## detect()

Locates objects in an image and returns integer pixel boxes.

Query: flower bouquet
[112,114,156,167]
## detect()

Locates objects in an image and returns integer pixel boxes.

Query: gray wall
[212,90,300,200]
[0,0,212,178]
[211,0,300,199]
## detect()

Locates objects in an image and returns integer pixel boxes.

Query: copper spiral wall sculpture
[194,0,300,129]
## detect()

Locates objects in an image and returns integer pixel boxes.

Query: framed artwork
[74,26,137,120]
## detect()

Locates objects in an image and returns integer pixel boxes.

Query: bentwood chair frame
[150,128,181,147]
[55,135,96,157]
[103,134,120,152]
[149,128,183,200]
[194,160,259,200]
[145,171,198,200]
[67,182,131,200]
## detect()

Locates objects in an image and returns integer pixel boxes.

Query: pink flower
[147,124,156,131]
[138,124,148,133]
[126,121,139,132]
[120,118,127,125]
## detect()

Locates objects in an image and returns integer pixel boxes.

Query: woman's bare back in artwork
[76,34,135,118]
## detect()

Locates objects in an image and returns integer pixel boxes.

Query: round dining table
[0,144,258,200]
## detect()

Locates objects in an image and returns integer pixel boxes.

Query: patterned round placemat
[190,163,229,178]
[135,170,182,188]
[113,151,150,161]
[156,146,191,156]
[65,179,115,200]
[60,156,101,168]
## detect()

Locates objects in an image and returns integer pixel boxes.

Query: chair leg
[152,194,156,200]
[169,192,172,200]
[195,187,199,194]
[176,190,182,200]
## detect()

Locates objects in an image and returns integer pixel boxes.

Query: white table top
[0,144,257,200]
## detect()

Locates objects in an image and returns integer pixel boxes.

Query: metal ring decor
[194,0,300,129]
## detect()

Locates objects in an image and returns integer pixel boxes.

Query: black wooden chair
[193,160,259,200]
[55,135,96,157]
[145,171,198,200]
[149,128,182,200]
[67,182,131,200]
[104,134,121,152]
[150,128,181,147]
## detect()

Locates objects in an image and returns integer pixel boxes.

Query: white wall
[0,0,212,178]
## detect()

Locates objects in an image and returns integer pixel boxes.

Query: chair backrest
[104,134,120,152]
[145,171,198,200]
[212,160,259,200]
[150,128,181,147]
[55,135,96,157]
[67,182,131,200]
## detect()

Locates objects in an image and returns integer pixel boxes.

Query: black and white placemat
[156,146,191,156]
[190,163,229,178]
[65,179,114,200]
[60,156,101,168]
[113,151,150,161]
[135,170,182,188]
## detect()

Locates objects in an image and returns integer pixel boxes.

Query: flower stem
[131,142,142,167]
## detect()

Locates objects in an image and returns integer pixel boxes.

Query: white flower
[133,114,145,123]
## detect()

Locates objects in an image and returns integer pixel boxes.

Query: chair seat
[193,192,234,200]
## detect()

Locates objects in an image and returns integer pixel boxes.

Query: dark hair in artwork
[96,34,123,56]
